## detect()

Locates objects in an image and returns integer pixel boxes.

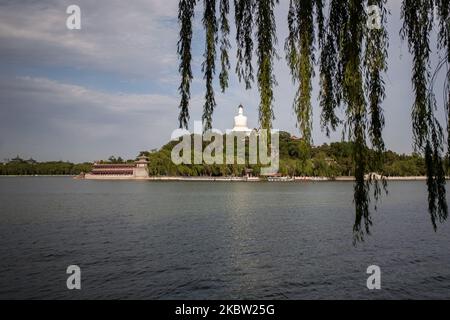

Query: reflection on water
[0,177,449,299]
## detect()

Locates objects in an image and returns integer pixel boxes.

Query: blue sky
[0,0,447,162]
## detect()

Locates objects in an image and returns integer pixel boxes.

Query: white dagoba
[232,104,252,134]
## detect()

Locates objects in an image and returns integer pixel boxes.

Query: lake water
[0,177,449,299]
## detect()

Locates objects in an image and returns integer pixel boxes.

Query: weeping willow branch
[255,0,279,129]
[285,0,318,144]
[319,0,346,137]
[343,0,371,242]
[202,0,218,130]
[314,0,325,46]
[317,0,386,242]
[235,0,255,89]
[436,0,450,156]
[364,0,388,156]
[177,0,197,129]
[401,0,434,149]
[364,0,389,210]
[401,0,448,230]
[219,0,231,92]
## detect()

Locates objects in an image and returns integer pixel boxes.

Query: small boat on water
[267,176,295,182]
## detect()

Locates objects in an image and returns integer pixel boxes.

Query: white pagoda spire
[232,104,251,134]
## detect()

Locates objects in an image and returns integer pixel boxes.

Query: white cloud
[0,76,179,162]
[0,0,179,78]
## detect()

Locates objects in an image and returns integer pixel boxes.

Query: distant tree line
[98,156,135,164]
[0,156,93,176]
[0,155,145,176]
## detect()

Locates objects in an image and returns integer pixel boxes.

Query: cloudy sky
[0,0,447,162]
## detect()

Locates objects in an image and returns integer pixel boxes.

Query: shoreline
[148,176,431,182]
[0,175,438,181]
[81,175,432,182]
[0,175,75,177]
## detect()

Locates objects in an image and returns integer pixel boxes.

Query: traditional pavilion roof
[135,155,149,164]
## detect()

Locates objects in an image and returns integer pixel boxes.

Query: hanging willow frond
[235,0,255,89]
[317,0,380,242]
[364,0,388,156]
[219,0,231,92]
[343,0,371,242]
[314,0,325,46]
[401,0,434,149]
[319,0,346,137]
[255,0,279,129]
[436,0,449,61]
[286,0,298,79]
[435,0,450,156]
[202,0,218,130]
[285,0,315,143]
[177,0,197,129]
[401,0,448,230]
[363,0,389,211]
[436,0,449,62]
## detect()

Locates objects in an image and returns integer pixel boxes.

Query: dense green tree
[0,161,92,175]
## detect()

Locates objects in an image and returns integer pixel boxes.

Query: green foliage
[0,160,92,176]
[401,0,448,231]
[202,0,218,130]
[255,0,279,129]
[365,0,388,156]
[319,0,344,136]
[219,0,231,92]
[315,0,390,241]
[235,0,255,89]
[107,156,125,164]
[177,0,197,129]
[285,0,323,143]
[143,132,431,179]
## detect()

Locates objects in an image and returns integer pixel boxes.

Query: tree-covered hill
[143,131,430,178]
